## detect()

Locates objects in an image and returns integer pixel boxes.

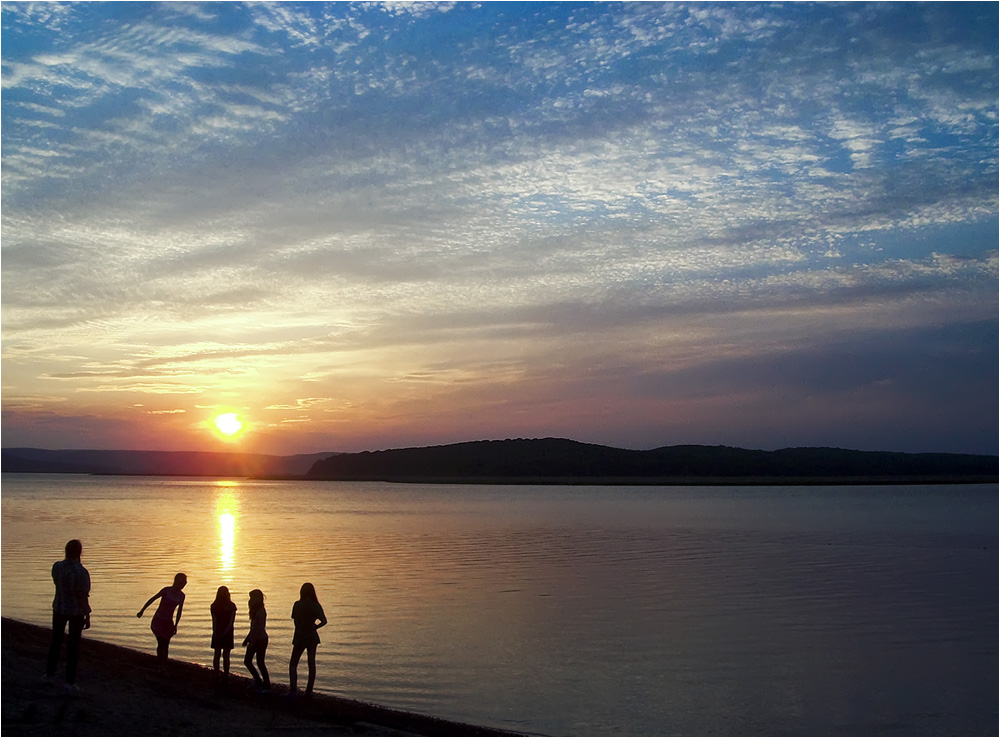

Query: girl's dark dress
[211,600,236,650]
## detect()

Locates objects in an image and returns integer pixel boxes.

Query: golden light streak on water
[214,484,240,577]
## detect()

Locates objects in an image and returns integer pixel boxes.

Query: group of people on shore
[46,539,327,697]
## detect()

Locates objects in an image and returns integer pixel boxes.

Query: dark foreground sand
[2,618,518,737]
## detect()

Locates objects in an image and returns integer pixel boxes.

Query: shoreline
[1,618,519,737]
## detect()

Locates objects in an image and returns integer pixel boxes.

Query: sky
[1,1,997,456]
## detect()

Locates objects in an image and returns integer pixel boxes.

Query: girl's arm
[242,614,254,647]
[78,569,92,615]
[316,605,328,630]
[175,597,184,628]
[137,590,162,617]
[79,570,92,628]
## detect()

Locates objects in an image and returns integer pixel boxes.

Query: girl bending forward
[137,573,187,668]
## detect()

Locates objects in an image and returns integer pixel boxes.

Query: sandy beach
[2,618,517,737]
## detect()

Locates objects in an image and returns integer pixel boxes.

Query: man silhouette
[45,539,91,690]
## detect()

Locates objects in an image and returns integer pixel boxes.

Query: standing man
[45,539,91,690]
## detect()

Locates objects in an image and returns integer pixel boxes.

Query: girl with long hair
[210,585,237,681]
[288,582,327,697]
[242,589,270,692]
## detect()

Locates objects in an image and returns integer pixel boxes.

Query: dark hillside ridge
[307,438,998,484]
[3,441,995,483]
[1,448,336,477]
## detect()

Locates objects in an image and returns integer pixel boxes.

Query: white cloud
[2,2,995,452]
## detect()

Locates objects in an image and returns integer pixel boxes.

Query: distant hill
[306,438,998,484]
[1,448,337,477]
[4,441,995,484]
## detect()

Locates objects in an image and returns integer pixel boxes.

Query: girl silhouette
[137,573,187,668]
[288,582,327,697]
[210,586,237,681]
[242,589,270,693]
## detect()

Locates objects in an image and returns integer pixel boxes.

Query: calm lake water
[1,474,996,736]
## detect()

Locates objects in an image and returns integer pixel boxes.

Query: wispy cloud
[2,2,996,454]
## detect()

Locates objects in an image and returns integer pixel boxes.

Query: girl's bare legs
[256,647,270,690]
[244,645,260,686]
[245,641,269,690]
[305,645,317,695]
[288,644,305,694]
[155,636,170,670]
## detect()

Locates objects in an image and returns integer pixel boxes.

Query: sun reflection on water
[214,483,240,577]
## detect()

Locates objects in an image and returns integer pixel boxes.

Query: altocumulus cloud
[1,2,996,455]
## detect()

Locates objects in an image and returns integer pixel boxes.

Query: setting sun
[214,413,243,437]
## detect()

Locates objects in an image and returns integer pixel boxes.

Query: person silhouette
[210,586,237,681]
[288,582,327,697]
[45,539,91,691]
[137,573,187,667]
[242,589,270,693]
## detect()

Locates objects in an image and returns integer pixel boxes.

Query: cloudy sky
[2,1,997,456]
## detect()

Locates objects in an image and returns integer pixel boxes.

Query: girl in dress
[210,586,237,681]
[288,582,327,697]
[137,572,187,668]
[242,589,270,692]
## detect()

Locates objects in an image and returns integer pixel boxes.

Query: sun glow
[214,413,243,437]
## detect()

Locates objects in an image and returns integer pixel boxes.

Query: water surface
[2,475,996,735]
